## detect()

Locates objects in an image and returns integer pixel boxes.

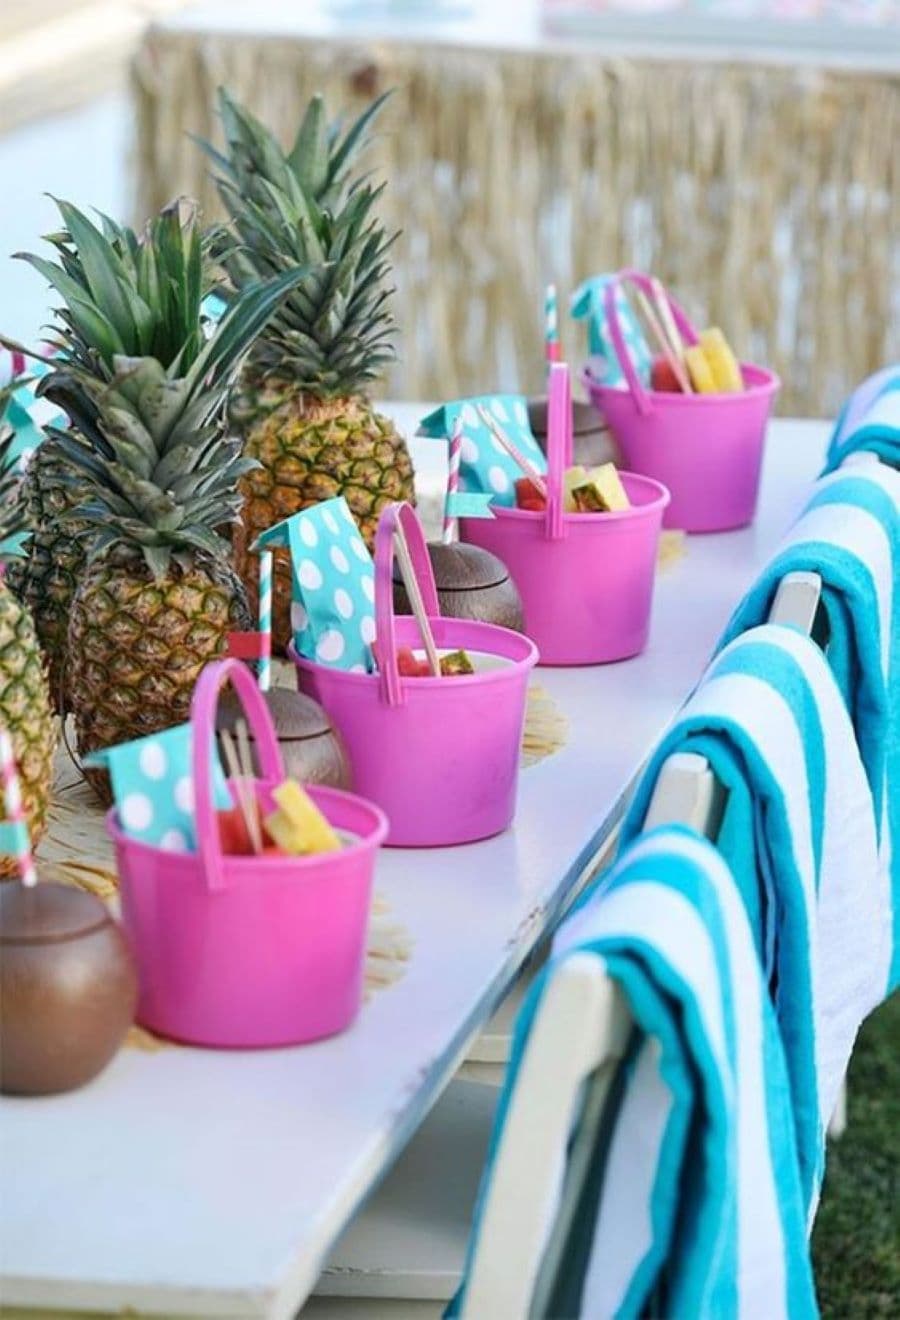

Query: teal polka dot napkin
[571,274,652,386]
[418,395,547,507]
[256,496,376,673]
[86,723,232,852]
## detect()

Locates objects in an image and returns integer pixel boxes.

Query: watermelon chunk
[396,646,428,676]
[650,354,683,393]
[218,804,256,856]
[515,477,547,510]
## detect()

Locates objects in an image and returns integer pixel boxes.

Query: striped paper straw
[0,728,37,887]
[257,550,273,692]
[475,404,548,499]
[442,416,464,544]
[545,283,560,364]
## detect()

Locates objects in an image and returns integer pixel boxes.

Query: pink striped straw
[475,404,548,500]
[442,416,464,544]
[0,728,37,887]
[545,283,560,365]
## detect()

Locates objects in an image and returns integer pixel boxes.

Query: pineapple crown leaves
[11,199,310,579]
[15,199,213,374]
[199,88,399,396]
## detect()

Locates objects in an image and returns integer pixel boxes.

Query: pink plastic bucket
[290,502,538,848]
[110,659,388,1048]
[461,362,670,666]
[583,269,780,532]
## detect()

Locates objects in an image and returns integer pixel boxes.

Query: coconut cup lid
[392,541,511,593]
[0,881,111,945]
[216,686,333,743]
[527,395,604,438]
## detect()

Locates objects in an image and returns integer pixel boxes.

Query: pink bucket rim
[483,469,671,524]
[583,361,780,408]
[288,617,538,690]
[106,782,389,870]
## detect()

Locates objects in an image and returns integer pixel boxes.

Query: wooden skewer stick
[219,731,252,847]
[649,276,685,364]
[221,728,262,856]
[235,719,264,855]
[393,525,442,677]
[475,404,549,498]
[630,287,693,394]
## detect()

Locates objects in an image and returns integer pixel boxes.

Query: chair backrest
[460,953,631,1319]
[643,568,827,837]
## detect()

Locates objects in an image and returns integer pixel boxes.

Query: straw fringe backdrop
[133,28,899,416]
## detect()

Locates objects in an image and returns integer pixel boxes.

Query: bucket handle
[192,658,286,892]
[544,361,573,541]
[603,269,698,417]
[374,501,442,708]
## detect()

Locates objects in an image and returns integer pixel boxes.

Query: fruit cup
[461,363,670,665]
[583,269,780,532]
[290,502,538,847]
[109,658,387,1048]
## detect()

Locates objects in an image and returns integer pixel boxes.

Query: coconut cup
[217,686,351,789]
[528,395,619,468]
[392,541,525,632]
[0,881,137,1095]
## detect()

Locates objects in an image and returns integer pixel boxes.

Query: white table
[0,411,829,1320]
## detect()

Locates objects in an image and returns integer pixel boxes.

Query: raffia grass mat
[35,681,568,1049]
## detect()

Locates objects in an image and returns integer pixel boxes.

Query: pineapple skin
[231,379,415,651]
[68,553,251,800]
[5,437,91,711]
[0,581,57,878]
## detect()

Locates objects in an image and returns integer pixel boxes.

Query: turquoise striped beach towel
[824,364,900,472]
[451,827,817,1318]
[620,626,881,1219]
[718,462,900,994]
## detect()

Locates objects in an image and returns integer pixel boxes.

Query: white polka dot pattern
[418,395,547,509]
[572,274,653,387]
[98,722,233,852]
[139,741,167,781]
[121,792,153,832]
[316,630,345,662]
[256,496,378,673]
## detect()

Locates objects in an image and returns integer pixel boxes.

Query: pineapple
[16,200,305,786]
[0,400,56,875]
[201,89,415,650]
[5,436,91,709]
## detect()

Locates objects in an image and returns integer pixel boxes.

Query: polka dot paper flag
[256,496,376,673]
[86,723,232,852]
[571,274,653,387]
[419,395,547,508]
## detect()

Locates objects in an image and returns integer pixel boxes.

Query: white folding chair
[459,954,631,1319]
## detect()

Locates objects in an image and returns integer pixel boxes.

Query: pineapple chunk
[684,345,717,394]
[439,649,475,676]
[563,465,589,512]
[699,327,743,393]
[265,780,341,855]
[572,462,631,513]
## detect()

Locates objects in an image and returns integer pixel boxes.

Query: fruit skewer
[475,405,549,499]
